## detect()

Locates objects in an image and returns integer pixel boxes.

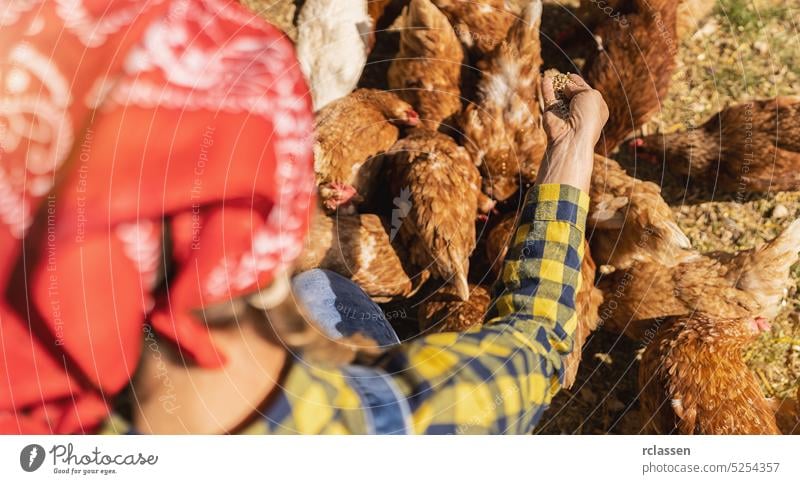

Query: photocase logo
[20,444,45,472]
[390,186,412,241]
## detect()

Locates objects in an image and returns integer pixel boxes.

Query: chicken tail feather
[403,0,449,54]
[663,220,692,251]
[726,218,800,319]
[452,272,470,302]
[505,0,542,56]
[763,218,800,261]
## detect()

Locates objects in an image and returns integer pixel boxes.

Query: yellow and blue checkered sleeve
[379,183,590,434]
[261,184,589,435]
[491,183,589,342]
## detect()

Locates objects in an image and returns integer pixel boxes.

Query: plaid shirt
[101,184,589,435]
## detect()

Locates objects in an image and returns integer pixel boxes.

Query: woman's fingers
[542,72,593,110]
[563,73,593,98]
[541,71,558,107]
[567,73,590,89]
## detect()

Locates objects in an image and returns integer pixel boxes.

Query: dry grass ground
[540,0,800,434]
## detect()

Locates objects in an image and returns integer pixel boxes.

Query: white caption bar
[0,435,797,483]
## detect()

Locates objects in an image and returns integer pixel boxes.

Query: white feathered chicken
[296,0,372,111]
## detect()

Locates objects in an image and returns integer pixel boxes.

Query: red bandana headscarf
[0,0,315,434]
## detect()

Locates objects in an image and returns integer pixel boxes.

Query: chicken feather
[639,313,780,434]
[418,284,492,333]
[296,212,429,302]
[297,0,372,110]
[589,155,690,269]
[461,0,547,202]
[599,218,800,340]
[388,0,464,130]
[583,0,679,155]
[632,97,800,193]
[431,0,515,57]
[386,129,481,301]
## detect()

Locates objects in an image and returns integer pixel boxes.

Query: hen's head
[319,182,358,213]
[628,129,713,176]
[386,104,419,127]
[723,315,771,346]
[363,89,419,126]
[677,314,770,354]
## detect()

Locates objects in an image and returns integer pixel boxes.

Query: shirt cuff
[522,184,589,229]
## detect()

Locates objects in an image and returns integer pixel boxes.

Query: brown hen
[388,0,464,130]
[589,155,690,269]
[314,89,419,213]
[386,129,481,301]
[774,387,800,435]
[569,0,714,42]
[709,219,800,320]
[639,313,779,434]
[631,97,800,193]
[418,284,492,332]
[461,0,547,202]
[582,0,679,155]
[599,218,800,340]
[431,0,515,58]
[598,251,759,340]
[296,212,430,303]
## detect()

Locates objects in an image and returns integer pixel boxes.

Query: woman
[0,0,608,434]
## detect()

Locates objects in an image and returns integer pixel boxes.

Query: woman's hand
[536,73,609,191]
